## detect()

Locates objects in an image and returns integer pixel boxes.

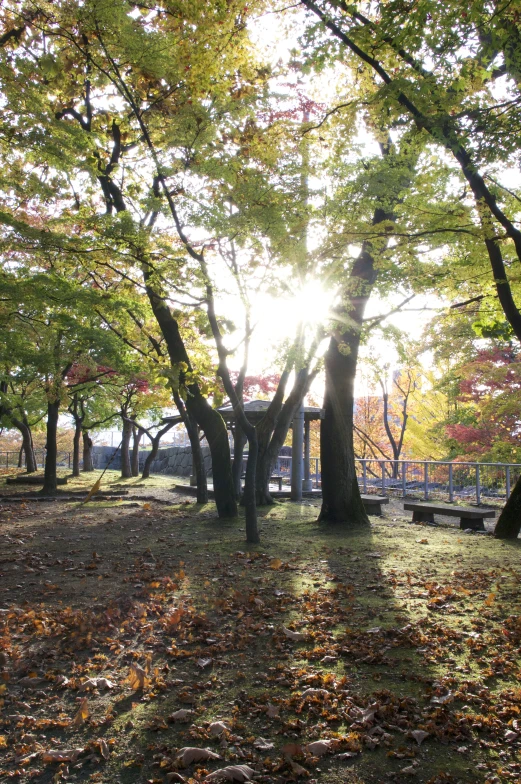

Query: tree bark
[131,424,143,477]
[141,421,176,479]
[232,425,247,499]
[72,419,82,477]
[319,334,369,524]
[11,416,37,473]
[143,272,236,517]
[17,445,23,468]
[186,414,209,505]
[42,400,60,495]
[120,419,132,478]
[82,431,94,471]
[494,476,521,538]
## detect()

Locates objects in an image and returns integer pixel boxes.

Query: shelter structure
[217,399,323,499]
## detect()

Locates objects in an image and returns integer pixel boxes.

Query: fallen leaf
[282,626,306,641]
[485,592,496,606]
[305,740,331,757]
[169,709,194,723]
[290,761,310,777]
[127,663,149,691]
[176,747,221,767]
[209,721,229,736]
[205,764,255,782]
[410,730,429,746]
[301,688,329,699]
[41,749,84,763]
[269,558,283,570]
[253,737,274,751]
[71,697,89,729]
[197,658,213,669]
[80,677,115,691]
[266,703,280,718]
[98,739,110,759]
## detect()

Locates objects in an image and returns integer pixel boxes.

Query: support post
[424,462,429,501]
[315,457,319,488]
[506,466,511,499]
[362,460,367,493]
[303,418,312,492]
[476,464,481,505]
[381,461,385,495]
[290,403,304,501]
[402,461,407,498]
[449,463,454,502]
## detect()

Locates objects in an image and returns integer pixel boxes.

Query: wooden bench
[404,502,496,531]
[241,475,284,491]
[361,495,389,516]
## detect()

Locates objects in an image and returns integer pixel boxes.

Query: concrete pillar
[303,417,313,492]
[291,403,304,501]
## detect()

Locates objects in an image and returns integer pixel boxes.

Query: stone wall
[92,445,212,477]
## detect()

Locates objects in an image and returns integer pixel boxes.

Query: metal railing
[356,458,518,504]
[0,450,72,470]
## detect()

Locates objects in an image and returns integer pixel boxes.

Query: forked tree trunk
[120,419,132,478]
[494,476,521,538]
[82,431,94,471]
[11,416,37,473]
[42,400,60,495]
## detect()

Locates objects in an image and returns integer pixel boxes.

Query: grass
[0,481,520,784]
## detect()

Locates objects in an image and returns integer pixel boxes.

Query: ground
[0,470,520,784]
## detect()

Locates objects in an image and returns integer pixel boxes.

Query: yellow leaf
[485,592,496,606]
[71,697,89,729]
[143,502,151,510]
[0,735,7,748]
[269,558,283,570]
[127,663,148,691]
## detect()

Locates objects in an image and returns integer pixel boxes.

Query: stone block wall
[92,445,212,477]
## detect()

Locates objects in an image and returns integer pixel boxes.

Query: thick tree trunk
[120,419,132,478]
[186,396,235,515]
[232,425,247,499]
[319,337,369,524]
[143,272,236,517]
[131,425,143,477]
[42,400,60,495]
[494,475,521,538]
[82,431,94,471]
[72,419,82,477]
[17,445,23,468]
[185,412,208,504]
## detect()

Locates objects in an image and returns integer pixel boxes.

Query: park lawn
[0,482,520,784]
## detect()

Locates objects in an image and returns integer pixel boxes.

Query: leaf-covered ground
[0,471,520,784]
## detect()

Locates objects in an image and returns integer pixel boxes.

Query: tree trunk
[11,416,37,473]
[121,419,132,478]
[186,396,235,515]
[185,412,208,504]
[142,434,159,479]
[17,445,23,468]
[143,271,237,517]
[42,400,60,495]
[243,428,260,543]
[82,431,94,471]
[232,425,247,499]
[72,419,82,477]
[256,367,315,505]
[131,425,143,477]
[494,475,521,538]
[319,336,369,524]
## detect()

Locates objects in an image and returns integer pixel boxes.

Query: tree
[298,0,521,536]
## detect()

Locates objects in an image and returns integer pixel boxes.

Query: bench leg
[412,511,435,523]
[459,517,485,531]
[278,477,282,492]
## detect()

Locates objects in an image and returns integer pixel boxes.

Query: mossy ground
[0,472,520,784]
